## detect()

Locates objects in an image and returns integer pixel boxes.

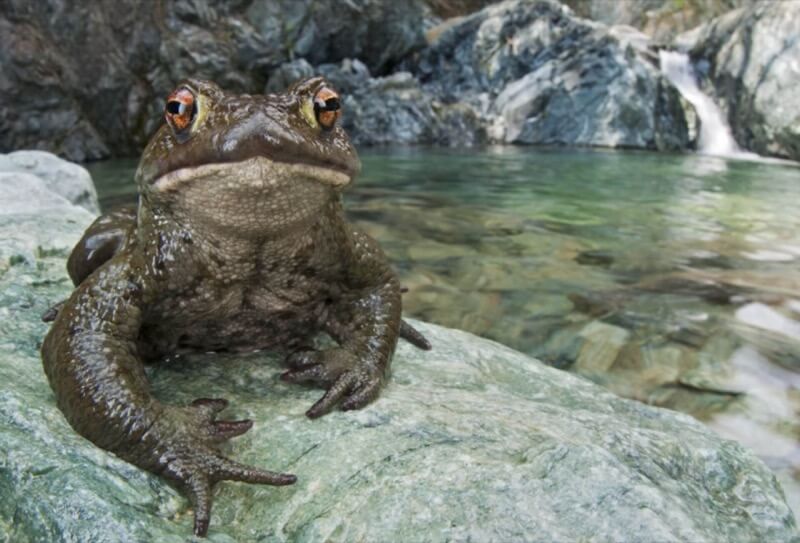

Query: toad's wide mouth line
[152,155,352,192]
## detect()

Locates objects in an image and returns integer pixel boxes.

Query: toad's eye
[164,87,196,138]
[313,87,341,131]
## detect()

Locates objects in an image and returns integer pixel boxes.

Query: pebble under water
[88,146,800,515]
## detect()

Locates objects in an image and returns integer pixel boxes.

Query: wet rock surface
[2,158,798,541]
[677,1,800,161]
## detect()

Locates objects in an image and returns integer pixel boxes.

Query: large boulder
[0,151,99,213]
[676,2,800,161]
[1,155,797,542]
[0,0,434,161]
[411,0,690,150]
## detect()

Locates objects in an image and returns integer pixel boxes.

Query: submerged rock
[678,2,800,161]
[1,157,797,542]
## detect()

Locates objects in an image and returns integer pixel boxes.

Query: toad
[41,77,430,536]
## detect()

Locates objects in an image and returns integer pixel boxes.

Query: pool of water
[88,146,800,514]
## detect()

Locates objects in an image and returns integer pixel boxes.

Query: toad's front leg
[281,230,404,418]
[42,256,295,536]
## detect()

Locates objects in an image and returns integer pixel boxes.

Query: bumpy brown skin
[41,77,430,537]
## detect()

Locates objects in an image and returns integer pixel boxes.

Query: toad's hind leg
[42,258,296,536]
[43,205,137,323]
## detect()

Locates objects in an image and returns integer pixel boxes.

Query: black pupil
[166,101,182,115]
[316,97,340,112]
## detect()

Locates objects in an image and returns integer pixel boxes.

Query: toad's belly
[139,309,323,359]
[138,285,332,358]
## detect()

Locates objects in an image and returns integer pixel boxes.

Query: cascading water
[659,50,756,159]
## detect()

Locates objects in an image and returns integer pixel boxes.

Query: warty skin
[41,77,430,536]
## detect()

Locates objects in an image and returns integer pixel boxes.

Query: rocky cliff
[0,0,434,161]
[1,0,795,161]
[1,0,691,161]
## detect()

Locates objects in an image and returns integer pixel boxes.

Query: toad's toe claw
[216,458,297,485]
[159,403,296,537]
[210,419,253,442]
[340,381,380,411]
[187,475,212,537]
[306,372,357,419]
[283,348,385,418]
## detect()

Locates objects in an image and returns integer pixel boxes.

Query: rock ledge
[0,155,796,542]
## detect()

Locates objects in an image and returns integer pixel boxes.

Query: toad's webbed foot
[281,348,383,418]
[157,398,296,536]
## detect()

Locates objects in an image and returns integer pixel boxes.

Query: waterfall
[659,50,755,159]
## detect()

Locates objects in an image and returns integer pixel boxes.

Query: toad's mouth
[152,156,352,193]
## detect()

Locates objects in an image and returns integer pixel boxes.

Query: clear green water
[88,146,800,514]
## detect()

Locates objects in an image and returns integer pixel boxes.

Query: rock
[411,0,690,150]
[0,151,99,213]
[573,320,630,373]
[565,0,745,43]
[733,303,800,372]
[706,344,800,517]
[1,0,698,156]
[270,58,486,146]
[342,71,485,146]
[0,168,95,272]
[678,2,800,161]
[264,59,317,94]
[0,0,434,161]
[575,249,615,267]
[1,163,797,541]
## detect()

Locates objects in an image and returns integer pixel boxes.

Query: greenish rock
[574,320,630,373]
[1,165,798,542]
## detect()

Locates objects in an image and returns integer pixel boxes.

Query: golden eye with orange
[164,87,197,139]
[313,87,341,130]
